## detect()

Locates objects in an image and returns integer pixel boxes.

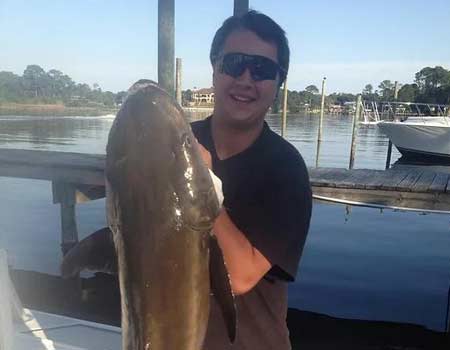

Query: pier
[2,148,450,349]
[1,148,449,253]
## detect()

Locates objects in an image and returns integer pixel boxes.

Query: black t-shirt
[191,116,312,350]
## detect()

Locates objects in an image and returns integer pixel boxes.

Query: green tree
[397,84,419,102]
[415,66,450,91]
[305,85,319,94]
[0,71,23,102]
[362,84,373,95]
[378,80,395,100]
[23,65,48,98]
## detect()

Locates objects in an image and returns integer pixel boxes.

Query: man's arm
[213,209,272,295]
[196,140,271,295]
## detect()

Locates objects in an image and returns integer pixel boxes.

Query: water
[0,113,449,331]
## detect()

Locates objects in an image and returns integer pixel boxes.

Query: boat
[377,112,450,161]
[0,249,121,350]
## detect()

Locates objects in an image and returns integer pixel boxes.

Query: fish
[62,80,236,350]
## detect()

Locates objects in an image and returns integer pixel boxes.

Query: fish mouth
[186,221,214,233]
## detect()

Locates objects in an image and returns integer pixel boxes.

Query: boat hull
[377,117,450,162]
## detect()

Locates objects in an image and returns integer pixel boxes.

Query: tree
[415,66,450,91]
[23,65,48,98]
[362,84,373,95]
[378,80,395,100]
[0,71,23,102]
[397,84,419,102]
[182,89,193,106]
[305,85,319,94]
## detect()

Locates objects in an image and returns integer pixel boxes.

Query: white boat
[377,116,450,161]
[1,249,121,350]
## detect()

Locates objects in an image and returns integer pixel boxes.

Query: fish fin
[209,235,237,343]
[61,227,117,278]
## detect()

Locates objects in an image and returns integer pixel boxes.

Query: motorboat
[377,116,450,161]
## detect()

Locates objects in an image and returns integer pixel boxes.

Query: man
[191,10,312,350]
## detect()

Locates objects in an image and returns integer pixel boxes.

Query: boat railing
[361,101,450,124]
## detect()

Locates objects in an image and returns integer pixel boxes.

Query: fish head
[107,80,220,231]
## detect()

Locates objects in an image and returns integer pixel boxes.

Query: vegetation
[2,64,448,115]
[0,65,125,108]
[269,66,450,113]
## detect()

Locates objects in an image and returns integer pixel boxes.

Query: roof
[193,87,214,94]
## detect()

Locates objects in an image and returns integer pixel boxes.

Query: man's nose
[235,68,253,84]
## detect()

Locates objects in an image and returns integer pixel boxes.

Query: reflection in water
[0,113,449,331]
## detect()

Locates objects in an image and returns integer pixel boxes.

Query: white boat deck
[13,308,121,350]
[1,248,121,350]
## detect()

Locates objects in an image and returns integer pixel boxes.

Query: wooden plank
[0,149,105,185]
[411,171,437,193]
[309,167,349,187]
[395,170,424,192]
[363,170,402,190]
[378,170,410,191]
[340,169,381,190]
[312,186,450,212]
[429,173,450,193]
[0,148,104,170]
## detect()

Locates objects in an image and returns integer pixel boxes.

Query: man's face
[212,29,280,129]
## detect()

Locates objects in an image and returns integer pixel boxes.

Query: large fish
[62,80,236,349]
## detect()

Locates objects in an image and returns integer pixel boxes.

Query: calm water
[1,113,450,331]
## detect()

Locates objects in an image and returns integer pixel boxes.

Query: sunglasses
[218,52,286,82]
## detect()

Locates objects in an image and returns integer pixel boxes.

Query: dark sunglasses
[219,52,286,82]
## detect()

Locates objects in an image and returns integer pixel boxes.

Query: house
[192,88,214,105]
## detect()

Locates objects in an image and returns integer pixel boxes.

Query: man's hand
[195,139,212,169]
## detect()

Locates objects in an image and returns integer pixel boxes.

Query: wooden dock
[1,148,450,253]
[310,167,450,212]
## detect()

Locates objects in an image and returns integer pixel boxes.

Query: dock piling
[234,0,249,16]
[158,0,175,96]
[349,94,361,169]
[52,182,79,255]
[176,57,182,106]
[316,77,326,167]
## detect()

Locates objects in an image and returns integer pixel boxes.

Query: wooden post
[318,77,326,142]
[349,94,361,169]
[385,142,393,170]
[315,139,321,168]
[385,81,399,169]
[281,79,288,137]
[234,0,249,16]
[176,57,182,106]
[315,77,326,167]
[158,0,175,96]
[52,182,79,255]
[393,80,399,100]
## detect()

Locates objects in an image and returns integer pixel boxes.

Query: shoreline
[0,103,118,117]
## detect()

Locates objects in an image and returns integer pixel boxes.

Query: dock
[1,148,450,253]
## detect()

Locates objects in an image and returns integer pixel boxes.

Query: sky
[1,0,449,94]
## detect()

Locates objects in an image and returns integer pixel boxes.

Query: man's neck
[211,115,264,160]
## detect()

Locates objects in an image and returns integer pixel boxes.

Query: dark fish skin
[61,227,117,277]
[105,80,229,350]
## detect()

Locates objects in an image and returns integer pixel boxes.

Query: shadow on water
[392,155,450,174]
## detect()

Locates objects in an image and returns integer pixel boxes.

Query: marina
[1,113,450,348]
[1,0,449,348]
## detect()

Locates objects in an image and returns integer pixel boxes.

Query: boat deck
[14,309,121,350]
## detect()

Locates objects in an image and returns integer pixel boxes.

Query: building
[192,88,214,105]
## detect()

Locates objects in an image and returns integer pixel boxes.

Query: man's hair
[210,10,290,86]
